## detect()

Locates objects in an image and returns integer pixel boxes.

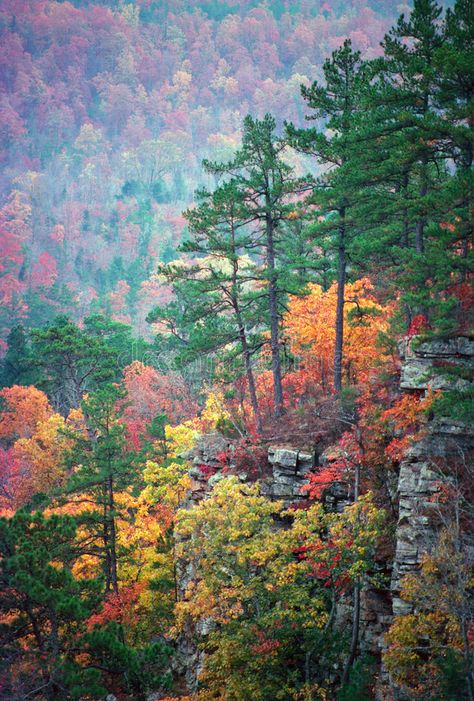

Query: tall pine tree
[287,40,368,393]
[150,180,265,433]
[203,114,312,416]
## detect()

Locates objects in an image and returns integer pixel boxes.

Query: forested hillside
[0,1,472,700]
[0,0,401,339]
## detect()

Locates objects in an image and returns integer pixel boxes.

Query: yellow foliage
[164,420,199,457]
[12,413,72,500]
[384,528,470,698]
[143,460,191,510]
[199,390,232,431]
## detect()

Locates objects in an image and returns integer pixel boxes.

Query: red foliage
[302,465,345,500]
[217,442,269,480]
[251,634,282,657]
[294,539,350,591]
[120,361,198,448]
[407,314,430,338]
[198,464,216,481]
[30,251,58,288]
[86,582,147,630]
[302,431,360,500]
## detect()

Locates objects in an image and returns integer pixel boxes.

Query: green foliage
[436,647,473,701]
[0,325,39,388]
[337,655,376,701]
[0,508,172,700]
[84,625,172,701]
[62,383,141,593]
[430,389,474,424]
[29,315,150,413]
[30,315,119,412]
[0,510,104,700]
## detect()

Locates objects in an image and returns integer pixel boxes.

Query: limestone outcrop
[263,446,314,503]
[391,336,474,616]
[399,335,473,391]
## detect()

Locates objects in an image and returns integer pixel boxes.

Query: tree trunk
[341,458,360,686]
[401,170,410,248]
[265,213,284,417]
[107,474,119,594]
[230,226,263,434]
[102,496,112,592]
[334,211,346,394]
[237,313,262,434]
[415,163,427,254]
[415,82,432,255]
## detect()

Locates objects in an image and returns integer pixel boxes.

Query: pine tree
[348,0,471,331]
[203,114,312,417]
[63,384,138,595]
[0,509,171,700]
[432,0,474,327]
[0,324,38,388]
[30,315,147,414]
[150,180,265,433]
[382,0,444,254]
[30,316,117,413]
[357,0,472,333]
[0,510,104,700]
[287,40,368,393]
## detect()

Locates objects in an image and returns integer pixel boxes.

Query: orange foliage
[0,385,52,441]
[0,447,21,515]
[0,401,82,510]
[284,278,390,395]
[11,413,72,502]
[382,391,436,463]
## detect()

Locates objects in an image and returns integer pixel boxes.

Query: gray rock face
[391,337,474,616]
[182,430,231,468]
[414,336,474,357]
[383,336,474,696]
[399,336,474,391]
[264,447,314,504]
[322,480,351,513]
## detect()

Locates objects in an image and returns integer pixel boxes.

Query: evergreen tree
[348,0,471,331]
[0,324,37,388]
[287,40,368,393]
[0,510,103,700]
[149,180,265,432]
[432,0,474,327]
[381,0,444,255]
[63,384,138,595]
[0,510,171,701]
[30,315,148,413]
[30,316,117,413]
[203,114,312,417]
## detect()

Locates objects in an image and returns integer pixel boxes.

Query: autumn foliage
[284,278,390,395]
[0,1,472,699]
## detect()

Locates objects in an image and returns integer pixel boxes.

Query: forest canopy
[0,1,472,700]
